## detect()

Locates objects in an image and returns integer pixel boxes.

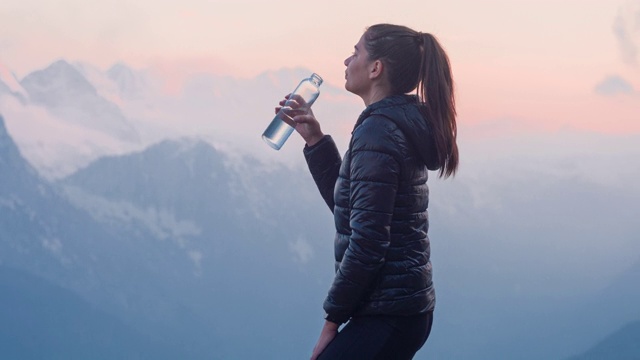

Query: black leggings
[317,312,433,360]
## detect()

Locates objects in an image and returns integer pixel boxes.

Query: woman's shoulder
[351,114,406,155]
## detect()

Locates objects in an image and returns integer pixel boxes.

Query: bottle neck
[310,73,323,87]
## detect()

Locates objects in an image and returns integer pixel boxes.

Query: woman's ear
[369,59,384,80]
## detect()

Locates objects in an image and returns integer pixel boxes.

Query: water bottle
[262,73,323,150]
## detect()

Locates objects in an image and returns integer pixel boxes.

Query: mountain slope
[1,115,226,358]
[0,115,40,188]
[566,321,640,360]
[3,111,337,358]
[0,266,169,360]
[57,136,336,358]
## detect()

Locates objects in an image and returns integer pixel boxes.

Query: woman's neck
[361,81,393,107]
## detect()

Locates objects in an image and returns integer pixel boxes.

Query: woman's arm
[323,116,401,324]
[303,135,342,212]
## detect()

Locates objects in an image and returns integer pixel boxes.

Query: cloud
[188,250,203,275]
[42,237,71,266]
[613,1,640,66]
[289,237,313,264]
[595,75,636,95]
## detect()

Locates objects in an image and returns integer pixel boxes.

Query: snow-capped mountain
[1,114,219,357]
[0,60,361,180]
[20,60,140,142]
[0,61,151,179]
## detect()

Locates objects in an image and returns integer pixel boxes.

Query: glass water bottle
[262,73,323,150]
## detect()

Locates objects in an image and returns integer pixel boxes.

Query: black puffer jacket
[304,94,440,325]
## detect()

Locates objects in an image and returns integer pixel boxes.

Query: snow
[1,95,142,179]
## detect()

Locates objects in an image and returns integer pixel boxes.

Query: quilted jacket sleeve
[323,116,402,324]
[303,135,342,212]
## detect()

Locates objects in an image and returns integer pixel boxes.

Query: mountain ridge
[1,59,361,180]
[20,59,140,142]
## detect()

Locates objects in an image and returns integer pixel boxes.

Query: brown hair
[364,24,459,178]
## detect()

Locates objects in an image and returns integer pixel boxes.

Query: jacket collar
[353,95,416,131]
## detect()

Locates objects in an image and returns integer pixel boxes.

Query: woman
[282,23,458,359]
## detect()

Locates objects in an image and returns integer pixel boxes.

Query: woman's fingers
[293,114,315,124]
[274,94,314,120]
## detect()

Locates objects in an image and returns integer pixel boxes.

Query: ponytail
[418,33,458,178]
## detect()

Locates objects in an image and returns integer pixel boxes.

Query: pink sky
[1,0,639,135]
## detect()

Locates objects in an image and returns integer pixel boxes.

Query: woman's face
[344,34,374,96]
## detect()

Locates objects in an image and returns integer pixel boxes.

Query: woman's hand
[310,321,338,360]
[275,94,324,147]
